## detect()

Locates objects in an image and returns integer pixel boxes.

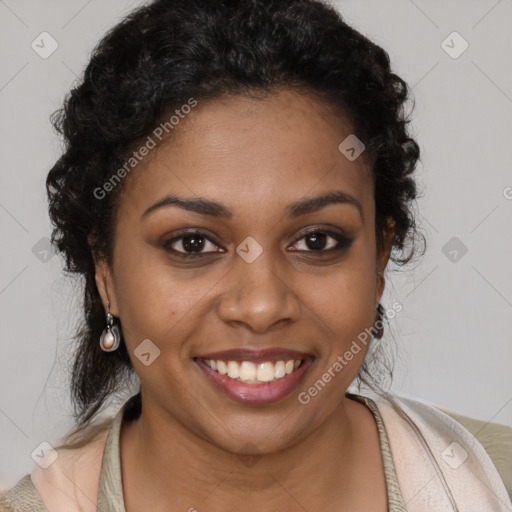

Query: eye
[163,231,224,258]
[288,229,353,253]
[162,227,353,259]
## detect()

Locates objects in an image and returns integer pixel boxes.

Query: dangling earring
[373,302,385,339]
[100,301,121,352]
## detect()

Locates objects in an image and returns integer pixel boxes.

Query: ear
[375,217,395,302]
[93,255,119,316]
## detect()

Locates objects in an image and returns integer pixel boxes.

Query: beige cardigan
[436,404,512,501]
[1,390,511,511]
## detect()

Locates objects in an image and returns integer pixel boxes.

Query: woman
[2,0,510,510]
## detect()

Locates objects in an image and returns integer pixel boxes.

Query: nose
[216,252,302,334]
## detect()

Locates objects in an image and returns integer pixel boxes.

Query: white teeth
[227,361,239,379]
[274,360,286,378]
[256,362,275,382]
[203,358,304,384]
[216,360,228,375]
[239,361,256,381]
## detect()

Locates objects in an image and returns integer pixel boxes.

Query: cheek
[111,219,378,363]
[110,237,204,354]
[308,266,376,342]
[306,239,378,361]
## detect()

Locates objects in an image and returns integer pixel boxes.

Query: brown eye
[289,229,353,253]
[303,231,330,251]
[178,233,206,253]
[163,231,224,258]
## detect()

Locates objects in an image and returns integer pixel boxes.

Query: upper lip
[195,348,313,364]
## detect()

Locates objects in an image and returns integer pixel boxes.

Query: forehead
[117,89,374,221]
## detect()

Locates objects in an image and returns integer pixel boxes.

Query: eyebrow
[141,190,363,221]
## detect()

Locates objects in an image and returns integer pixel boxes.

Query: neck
[119,394,364,511]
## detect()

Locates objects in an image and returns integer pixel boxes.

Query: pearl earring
[100,303,121,352]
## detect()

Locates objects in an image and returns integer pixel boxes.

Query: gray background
[1,0,511,488]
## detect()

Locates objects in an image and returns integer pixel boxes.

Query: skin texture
[95,89,394,511]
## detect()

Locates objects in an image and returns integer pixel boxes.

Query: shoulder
[34,425,111,512]
[435,404,512,487]
[1,474,47,511]
[1,423,112,512]
[359,389,512,509]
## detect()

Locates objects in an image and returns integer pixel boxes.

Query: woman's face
[96,89,393,454]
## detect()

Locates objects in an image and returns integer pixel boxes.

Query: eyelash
[162,228,353,259]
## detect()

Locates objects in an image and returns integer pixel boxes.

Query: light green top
[2,393,406,511]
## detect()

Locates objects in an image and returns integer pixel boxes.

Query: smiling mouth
[194,355,314,405]
[198,357,305,384]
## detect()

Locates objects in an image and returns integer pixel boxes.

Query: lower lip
[195,357,313,405]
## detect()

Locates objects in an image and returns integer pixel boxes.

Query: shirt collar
[96,401,128,512]
[94,392,405,511]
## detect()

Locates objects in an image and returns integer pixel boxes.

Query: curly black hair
[46,0,424,437]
